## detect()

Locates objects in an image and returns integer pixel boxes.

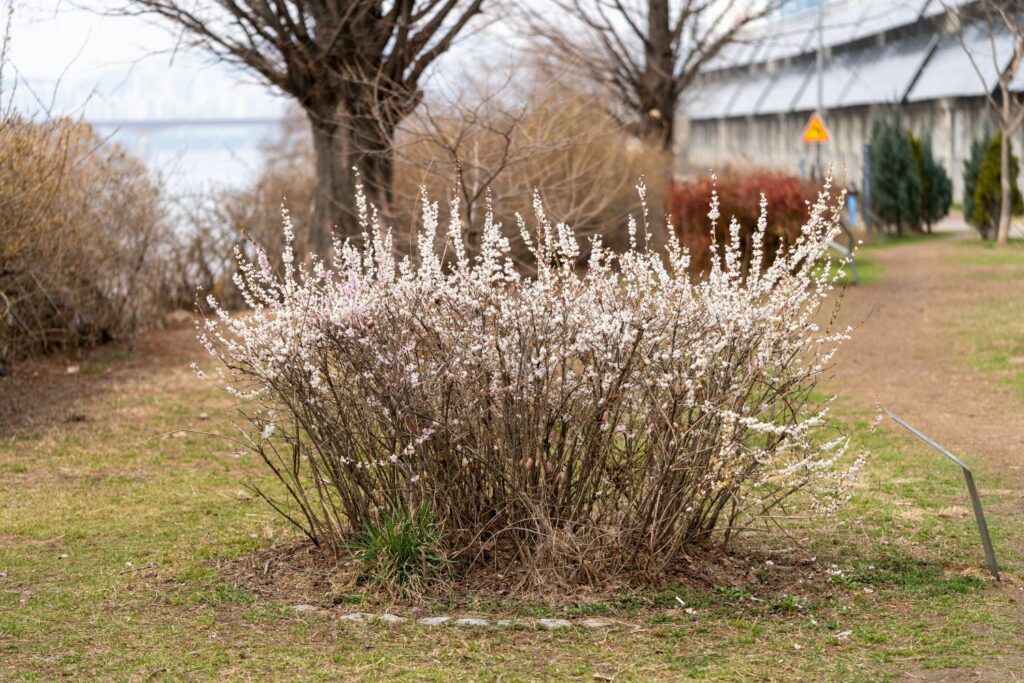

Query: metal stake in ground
[884,409,1000,580]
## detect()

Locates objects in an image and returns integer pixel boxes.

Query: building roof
[686,2,1023,120]
[847,1,930,42]
[906,21,1016,102]
[756,62,815,115]
[790,50,859,112]
[717,0,931,72]
[685,77,741,120]
[729,71,777,117]
[841,33,937,107]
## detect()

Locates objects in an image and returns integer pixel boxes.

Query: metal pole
[863,142,872,237]
[884,409,1000,581]
[815,0,825,179]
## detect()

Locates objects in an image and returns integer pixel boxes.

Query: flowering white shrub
[198,178,864,586]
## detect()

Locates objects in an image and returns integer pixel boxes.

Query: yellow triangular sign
[801,112,831,144]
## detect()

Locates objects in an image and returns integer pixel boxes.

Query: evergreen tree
[909,134,952,232]
[963,132,991,231]
[972,133,1024,240]
[870,119,921,236]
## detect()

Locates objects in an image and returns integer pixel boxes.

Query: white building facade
[679,0,1024,201]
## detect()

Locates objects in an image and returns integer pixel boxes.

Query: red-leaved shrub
[669,173,817,275]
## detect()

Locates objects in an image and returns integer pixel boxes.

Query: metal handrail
[828,217,861,284]
[884,409,1000,580]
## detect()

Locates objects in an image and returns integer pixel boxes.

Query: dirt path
[830,237,1024,481]
[0,325,198,438]
[828,237,1024,681]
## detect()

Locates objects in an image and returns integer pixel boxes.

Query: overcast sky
[1,1,515,187]
[1,1,520,121]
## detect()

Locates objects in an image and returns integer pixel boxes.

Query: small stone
[292,604,320,613]
[454,617,489,627]
[581,619,609,629]
[66,366,80,375]
[172,431,188,439]
[417,616,451,626]
[537,618,572,630]
[379,613,406,623]
[339,612,372,622]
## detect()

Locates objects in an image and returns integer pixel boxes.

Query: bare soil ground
[0,324,198,438]
[830,236,1024,482]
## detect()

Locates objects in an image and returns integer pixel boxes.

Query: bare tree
[525,1,770,251]
[528,1,769,154]
[391,73,670,264]
[123,1,486,252]
[954,0,1024,246]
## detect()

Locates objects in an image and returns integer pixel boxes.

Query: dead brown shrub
[188,87,671,302]
[0,116,173,362]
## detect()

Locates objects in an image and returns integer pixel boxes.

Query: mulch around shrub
[217,537,832,614]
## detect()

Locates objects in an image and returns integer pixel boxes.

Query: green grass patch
[953,241,1024,271]
[947,241,1024,395]
[349,506,450,596]
[0,363,1021,680]
[956,297,1024,398]
[859,231,954,250]
[815,253,883,287]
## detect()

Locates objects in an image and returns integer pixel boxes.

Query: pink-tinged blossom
[198,177,865,581]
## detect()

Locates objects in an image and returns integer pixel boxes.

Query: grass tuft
[348,505,450,596]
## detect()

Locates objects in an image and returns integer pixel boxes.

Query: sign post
[802,112,831,181]
[884,409,1001,581]
[801,112,831,145]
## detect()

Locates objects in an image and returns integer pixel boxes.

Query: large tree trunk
[349,109,397,219]
[307,106,356,255]
[633,0,677,255]
[306,104,400,255]
[997,126,1012,246]
[641,0,676,154]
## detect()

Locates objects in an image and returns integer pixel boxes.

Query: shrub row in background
[0,117,176,362]
[1,87,671,362]
[963,131,1024,240]
[667,172,816,276]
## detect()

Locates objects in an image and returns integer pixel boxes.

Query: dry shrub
[191,90,670,303]
[392,91,672,265]
[0,116,172,361]
[199,181,864,592]
[669,172,816,276]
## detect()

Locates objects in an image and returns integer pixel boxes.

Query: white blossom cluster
[198,178,865,582]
